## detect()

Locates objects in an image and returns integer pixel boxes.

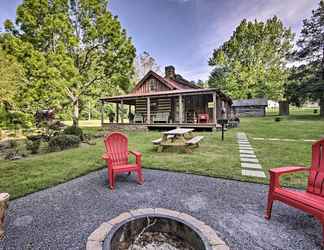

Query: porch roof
[100,88,232,104]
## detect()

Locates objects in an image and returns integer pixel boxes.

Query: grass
[1,111,323,199]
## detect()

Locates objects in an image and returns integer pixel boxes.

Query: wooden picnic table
[152,128,203,153]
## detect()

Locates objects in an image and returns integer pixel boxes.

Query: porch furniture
[153,128,200,153]
[186,136,204,147]
[152,135,175,145]
[153,112,170,123]
[102,132,144,190]
[227,120,239,128]
[134,113,144,123]
[265,139,324,245]
[198,113,209,123]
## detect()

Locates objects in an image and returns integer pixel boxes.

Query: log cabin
[100,66,232,130]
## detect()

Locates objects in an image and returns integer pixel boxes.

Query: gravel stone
[0,169,322,250]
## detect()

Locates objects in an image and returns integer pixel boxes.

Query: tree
[0,47,29,129]
[2,0,136,126]
[133,51,161,82]
[0,48,24,109]
[294,0,324,117]
[208,17,294,101]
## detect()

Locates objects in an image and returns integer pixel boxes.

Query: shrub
[26,139,41,154]
[63,126,83,140]
[48,134,80,152]
[9,140,17,148]
[275,117,281,122]
[314,109,318,114]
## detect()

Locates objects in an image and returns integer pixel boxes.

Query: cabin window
[149,79,157,92]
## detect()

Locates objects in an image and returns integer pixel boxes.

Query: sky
[0,0,319,81]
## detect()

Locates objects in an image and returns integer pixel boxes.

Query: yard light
[217,119,228,141]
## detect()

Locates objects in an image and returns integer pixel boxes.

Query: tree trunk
[320,97,324,118]
[279,100,289,116]
[72,99,79,127]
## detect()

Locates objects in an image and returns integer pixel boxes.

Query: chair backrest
[307,139,324,195]
[104,132,129,166]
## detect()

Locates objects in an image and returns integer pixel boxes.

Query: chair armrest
[129,151,142,157]
[102,153,112,160]
[269,166,309,189]
[129,151,142,165]
[269,166,309,176]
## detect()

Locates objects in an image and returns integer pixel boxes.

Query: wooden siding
[135,98,171,114]
[233,106,265,117]
[135,95,212,123]
[134,76,171,94]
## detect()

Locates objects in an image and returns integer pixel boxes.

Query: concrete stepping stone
[237,132,266,179]
[239,150,254,154]
[239,143,250,146]
[240,154,257,158]
[242,169,266,178]
[241,158,259,163]
[241,163,262,169]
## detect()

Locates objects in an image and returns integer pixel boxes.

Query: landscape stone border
[86,208,229,250]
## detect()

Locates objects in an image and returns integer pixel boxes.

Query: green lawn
[1,112,323,199]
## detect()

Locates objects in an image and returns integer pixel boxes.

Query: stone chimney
[165,65,176,79]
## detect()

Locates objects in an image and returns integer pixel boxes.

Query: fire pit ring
[86,208,229,250]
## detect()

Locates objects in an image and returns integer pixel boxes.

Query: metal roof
[232,98,268,107]
[100,88,232,104]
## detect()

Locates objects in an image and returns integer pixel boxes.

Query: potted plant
[108,112,115,123]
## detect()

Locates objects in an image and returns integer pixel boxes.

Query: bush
[275,117,281,122]
[63,126,83,140]
[48,134,80,152]
[26,139,41,154]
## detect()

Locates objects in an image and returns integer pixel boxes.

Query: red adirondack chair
[265,139,324,245]
[102,132,144,190]
[198,113,209,123]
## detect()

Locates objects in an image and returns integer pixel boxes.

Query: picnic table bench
[152,128,203,153]
[186,136,204,146]
[152,135,174,145]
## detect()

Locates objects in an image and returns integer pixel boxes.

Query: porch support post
[100,100,104,126]
[116,103,119,123]
[179,95,183,124]
[213,92,217,124]
[120,99,124,123]
[147,97,150,124]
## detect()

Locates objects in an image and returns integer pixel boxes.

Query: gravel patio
[0,169,322,250]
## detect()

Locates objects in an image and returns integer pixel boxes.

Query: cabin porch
[100,89,232,129]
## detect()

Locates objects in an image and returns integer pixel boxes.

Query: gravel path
[0,169,322,250]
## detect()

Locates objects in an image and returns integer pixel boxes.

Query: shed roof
[232,98,268,107]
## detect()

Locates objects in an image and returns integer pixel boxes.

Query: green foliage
[0,47,24,108]
[2,0,136,126]
[48,134,80,152]
[26,139,41,154]
[208,16,294,100]
[0,106,31,129]
[294,0,324,116]
[63,126,83,140]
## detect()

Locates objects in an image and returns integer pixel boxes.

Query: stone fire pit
[86,208,229,250]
